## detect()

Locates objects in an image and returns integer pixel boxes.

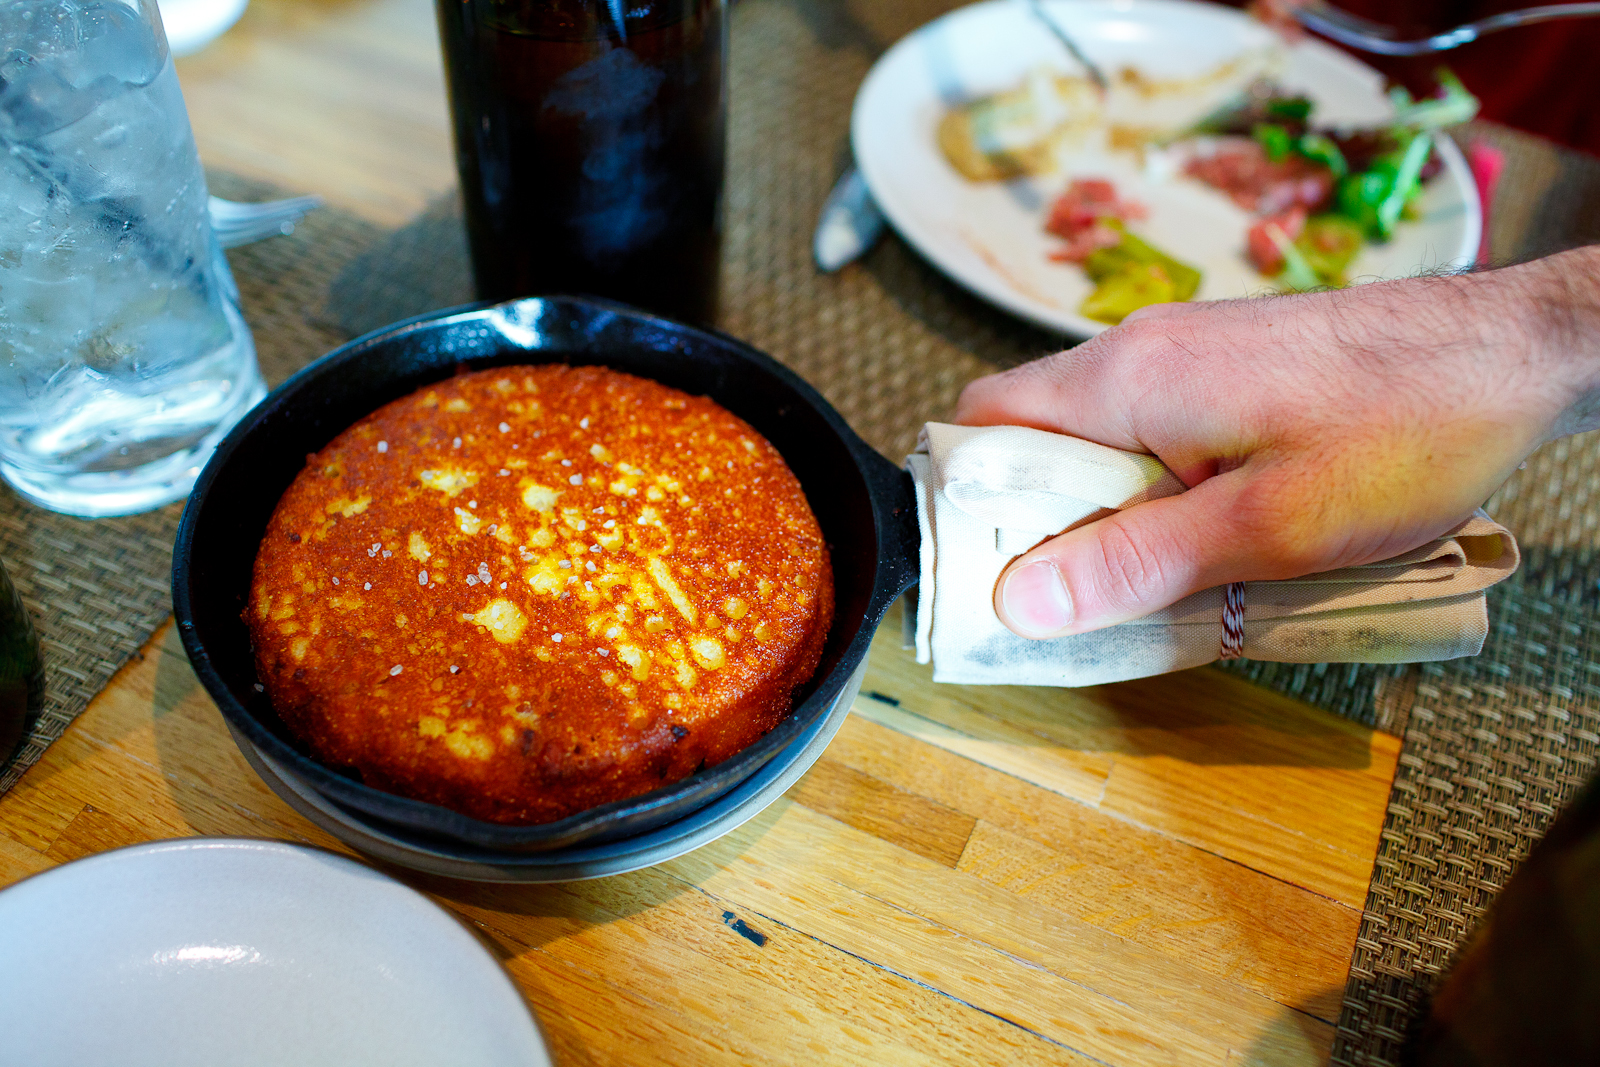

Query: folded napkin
[908,423,1520,687]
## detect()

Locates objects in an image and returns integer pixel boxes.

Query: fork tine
[1295,6,1431,55]
[1298,1,1399,37]
[1297,0,1600,55]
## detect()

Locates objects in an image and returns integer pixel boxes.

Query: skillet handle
[853,441,920,626]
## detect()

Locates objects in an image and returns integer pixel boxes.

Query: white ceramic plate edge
[157,0,250,56]
[851,0,1481,338]
[0,837,551,1067]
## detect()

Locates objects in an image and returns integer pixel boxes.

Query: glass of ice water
[0,0,264,517]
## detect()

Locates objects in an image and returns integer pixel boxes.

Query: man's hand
[956,247,1600,639]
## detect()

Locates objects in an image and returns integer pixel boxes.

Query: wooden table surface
[0,0,1401,1063]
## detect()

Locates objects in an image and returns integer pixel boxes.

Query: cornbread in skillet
[246,365,833,825]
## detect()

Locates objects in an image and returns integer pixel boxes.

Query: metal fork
[1026,0,1109,91]
[1295,0,1600,55]
[207,194,323,249]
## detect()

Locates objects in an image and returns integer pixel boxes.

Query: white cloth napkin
[909,423,1520,687]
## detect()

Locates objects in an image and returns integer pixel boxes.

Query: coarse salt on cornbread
[246,365,833,825]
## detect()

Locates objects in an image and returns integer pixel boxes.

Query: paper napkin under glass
[908,423,1520,687]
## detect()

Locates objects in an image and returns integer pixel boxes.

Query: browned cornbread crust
[247,365,833,825]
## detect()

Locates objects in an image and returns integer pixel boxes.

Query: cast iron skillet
[173,296,919,853]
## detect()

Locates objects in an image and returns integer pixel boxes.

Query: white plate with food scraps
[851,0,1480,338]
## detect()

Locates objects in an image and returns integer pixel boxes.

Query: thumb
[994,473,1270,637]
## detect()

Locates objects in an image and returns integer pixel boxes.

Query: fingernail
[1001,560,1073,637]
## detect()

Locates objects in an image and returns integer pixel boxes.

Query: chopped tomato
[1246,207,1307,275]
[1044,178,1148,261]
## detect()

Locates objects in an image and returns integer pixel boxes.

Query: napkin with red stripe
[907,423,1519,687]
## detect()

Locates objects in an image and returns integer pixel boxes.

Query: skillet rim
[172,295,918,852]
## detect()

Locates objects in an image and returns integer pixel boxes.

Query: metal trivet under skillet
[0,7,1597,1061]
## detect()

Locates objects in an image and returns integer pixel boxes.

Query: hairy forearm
[958,242,1600,636]
[1496,244,1600,441]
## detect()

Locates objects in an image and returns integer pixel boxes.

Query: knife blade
[813,167,887,273]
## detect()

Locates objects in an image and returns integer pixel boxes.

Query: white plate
[157,0,250,56]
[0,839,551,1067]
[851,0,1481,337]
[233,657,867,883]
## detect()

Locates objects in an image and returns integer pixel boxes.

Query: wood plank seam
[669,876,1110,1065]
[70,727,301,838]
[857,694,1382,862]
[489,935,779,1063]
[781,767,1324,1038]
[457,877,1008,1067]
[659,829,1254,1062]
[758,907,1110,1065]
[1089,819,1368,914]
[576,870,1113,1067]
[848,701,1111,806]
[789,753,977,867]
[845,880,1133,1006]
[523,859,1129,1063]
[847,702,1370,914]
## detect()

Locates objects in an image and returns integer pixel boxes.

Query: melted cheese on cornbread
[247,365,832,825]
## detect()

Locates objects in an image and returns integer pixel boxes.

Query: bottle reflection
[435,0,727,326]
[0,560,44,767]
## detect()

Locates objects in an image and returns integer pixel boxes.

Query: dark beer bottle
[434,0,727,326]
[0,559,44,767]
